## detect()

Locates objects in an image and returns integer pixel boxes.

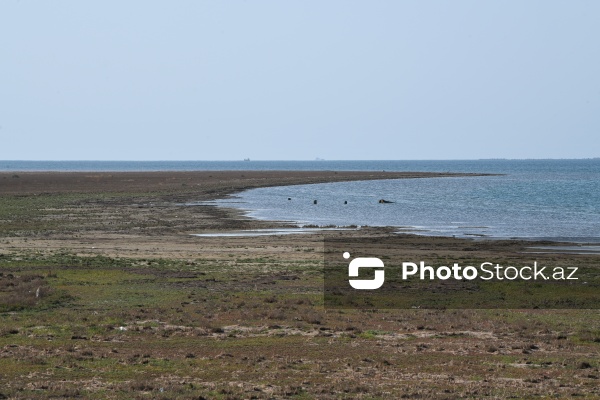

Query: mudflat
[0,171,598,399]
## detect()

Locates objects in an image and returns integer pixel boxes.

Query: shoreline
[0,170,492,233]
[0,169,511,259]
[0,170,492,197]
[1,170,587,246]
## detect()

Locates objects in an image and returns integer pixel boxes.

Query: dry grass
[0,273,52,311]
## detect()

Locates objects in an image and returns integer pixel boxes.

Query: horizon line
[1,158,599,162]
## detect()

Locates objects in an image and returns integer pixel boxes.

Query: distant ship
[243,158,250,161]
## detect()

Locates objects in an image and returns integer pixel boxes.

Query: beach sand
[0,171,598,398]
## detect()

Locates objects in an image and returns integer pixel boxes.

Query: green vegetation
[1,250,599,399]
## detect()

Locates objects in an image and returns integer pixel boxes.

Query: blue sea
[212,159,600,242]
[3,160,600,241]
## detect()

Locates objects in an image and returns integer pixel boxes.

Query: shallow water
[191,228,349,237]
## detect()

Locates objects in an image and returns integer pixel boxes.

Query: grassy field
[0,172,599,399]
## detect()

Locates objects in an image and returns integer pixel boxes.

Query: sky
[1,0,599,160]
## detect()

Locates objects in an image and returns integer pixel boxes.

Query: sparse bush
[0,273,49,311]
[263,295,277,303]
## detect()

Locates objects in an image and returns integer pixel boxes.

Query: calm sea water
[212,159,600,242]
[3,160,599,241]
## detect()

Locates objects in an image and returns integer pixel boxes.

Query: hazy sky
[1,1,599,160]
